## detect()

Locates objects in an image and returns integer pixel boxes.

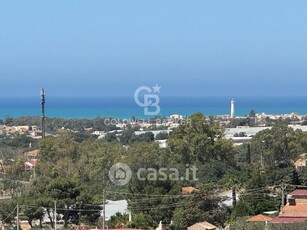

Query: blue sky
[1,0,307,98]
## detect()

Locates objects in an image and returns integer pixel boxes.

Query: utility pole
[17,203,19,230]
[54,200,57,230]
[281,184,286,209]
[41,88,46,140]
[103,189,106,229]
[78,201,82,229]
[128,211,132,222]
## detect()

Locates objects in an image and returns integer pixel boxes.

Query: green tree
[46,177,100,228]
[246,144,251,164]
[19,177,47,227]
[221,172,245,207]
[127,177,181,226]
[249,110,256,117]
[240,173,278,215]
[172,188,229,229]
[250,123,307,167]
[156,132,169,140]
[105,132,118,143]
[78,140,124,189]
[0,200,17,224]
[231,202,251,219]
[129,213,154,229]
[19,176,55,227]
[4,116,13,126]
[37,131,79,178]
[172,208,187,229]
[287,169,301,185]
[108,212,129,228]
[168,113,235,165]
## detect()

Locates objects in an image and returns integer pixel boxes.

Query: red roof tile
[270,217,307,223]
[246,214,272,222]
[29,159,37,166]
[80,227,143,230]
[289,189,307,196]
[280,204,307,217]
[25,150,39,157]
[182,186,198,194]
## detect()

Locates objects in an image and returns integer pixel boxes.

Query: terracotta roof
[188,221,218,230]
[289,189,307,196]
[270,217,307,223]
[295,158,307,167]
[182,186,198,194]
[280,204,307,217]
[25,162,34,167]
[90,229,142,230]
[246,214,272,222]
[29,159,37,166]
[25,150,39,157]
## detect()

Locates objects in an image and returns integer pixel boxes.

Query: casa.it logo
[134,84,161,116]
[108,163,132,186]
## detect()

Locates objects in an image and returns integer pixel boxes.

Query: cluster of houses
[177,188,307,229]
[255,112,303,124]
[24,149,39,171]
[75,223,218,230]
[12,149,307,229]
[0,125,42,138]
[247,188,307,224]
[5,116,307,229]
[211,112,305,128]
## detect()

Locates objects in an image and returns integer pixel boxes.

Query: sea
[1,96,307,120]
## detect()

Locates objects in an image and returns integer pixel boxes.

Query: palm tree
[223,174,243,207]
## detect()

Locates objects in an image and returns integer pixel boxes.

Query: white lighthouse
[230,98,235,118]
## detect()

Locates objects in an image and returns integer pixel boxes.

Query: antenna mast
[41,88,46,139]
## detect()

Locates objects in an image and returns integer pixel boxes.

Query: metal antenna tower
[41,88,46,139]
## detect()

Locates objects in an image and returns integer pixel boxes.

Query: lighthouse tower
[230,98,235,118]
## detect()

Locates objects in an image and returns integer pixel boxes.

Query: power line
[130,204,187,211]
[1,205,16,223]
[105,190,194,198]
[20,204,102,212]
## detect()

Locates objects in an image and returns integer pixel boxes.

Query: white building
[230,99,235,119]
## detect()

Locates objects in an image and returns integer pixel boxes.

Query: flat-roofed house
[294,154,307,172]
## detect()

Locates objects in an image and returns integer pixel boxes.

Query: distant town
[2,108,307,145]
[2,99,307,229]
